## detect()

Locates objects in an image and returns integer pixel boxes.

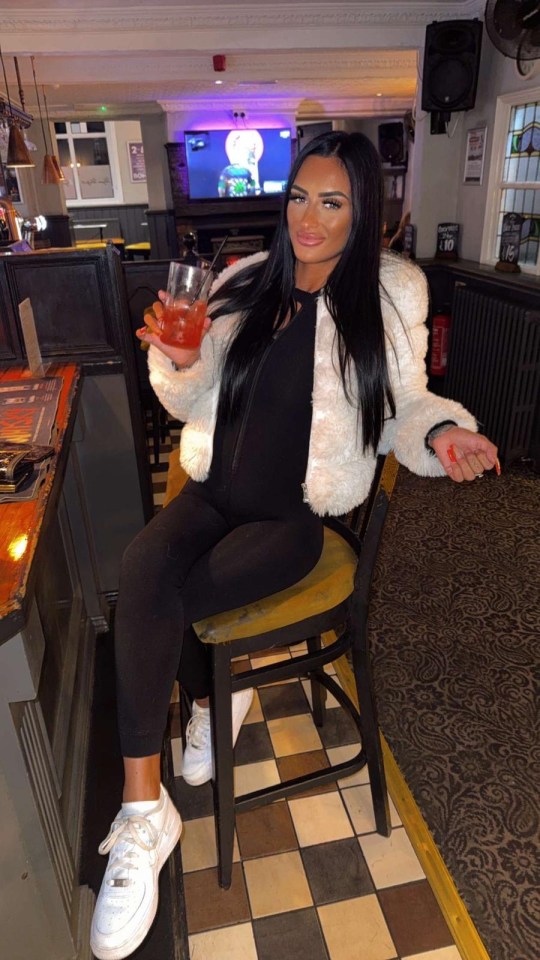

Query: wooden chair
[163,450,398,888]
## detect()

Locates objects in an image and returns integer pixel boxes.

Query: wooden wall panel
[2,252,120,359]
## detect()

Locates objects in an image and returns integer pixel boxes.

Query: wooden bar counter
[0,364,80,637]
[0,363,142,960]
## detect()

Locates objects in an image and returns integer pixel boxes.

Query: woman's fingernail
[495,457,501,476]
[447,445,457,463]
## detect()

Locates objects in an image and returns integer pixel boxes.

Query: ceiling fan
[485,0,540,77]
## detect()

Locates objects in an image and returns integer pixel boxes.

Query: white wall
[455,45,534,261]
[411,40,536,261]
[140,112,172,210]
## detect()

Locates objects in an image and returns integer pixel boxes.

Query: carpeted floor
[368,463,540,960]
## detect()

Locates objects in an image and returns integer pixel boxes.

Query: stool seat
[194,526,357,644]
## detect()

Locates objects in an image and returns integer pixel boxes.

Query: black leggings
[114,487,323,757]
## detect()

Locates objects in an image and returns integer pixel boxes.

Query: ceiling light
[376,92,383,97]
[215,80,223,85]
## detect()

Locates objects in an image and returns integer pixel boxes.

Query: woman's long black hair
[209,130,395,453]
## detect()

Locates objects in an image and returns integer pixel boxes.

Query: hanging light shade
[0,45,35,168]
[41,152,62,184]
[50,154,65,182]
[7,122,34,167]
[42,84,64,182]
[42,152,61,183]
[29,57,62,185]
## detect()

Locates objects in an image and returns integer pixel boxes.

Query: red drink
[160,298,207,349]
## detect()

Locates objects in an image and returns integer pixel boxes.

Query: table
[72,221,108,240]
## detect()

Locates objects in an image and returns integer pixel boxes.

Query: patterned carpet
[368,464,540,960]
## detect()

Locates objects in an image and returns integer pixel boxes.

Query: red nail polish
[495,457,501,476]
[447,445,457,463]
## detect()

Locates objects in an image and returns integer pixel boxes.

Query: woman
[90,131,498,960]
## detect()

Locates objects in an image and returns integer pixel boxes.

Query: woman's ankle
[123,754,161,802]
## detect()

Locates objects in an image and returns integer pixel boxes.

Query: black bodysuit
[115,290,324,757]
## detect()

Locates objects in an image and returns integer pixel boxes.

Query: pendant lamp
[42,84,64,182]
[0,45,34,168]
[30,56,62,185]
[7,124,34,168]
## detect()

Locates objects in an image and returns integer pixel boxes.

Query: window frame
[481,85,540,275]
[55,120,124,207]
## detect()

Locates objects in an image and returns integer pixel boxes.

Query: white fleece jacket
[148,250,476,516]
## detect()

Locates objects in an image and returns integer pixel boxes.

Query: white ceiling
[1,1,486,120]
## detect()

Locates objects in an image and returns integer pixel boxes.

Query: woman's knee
[119,524,172,589]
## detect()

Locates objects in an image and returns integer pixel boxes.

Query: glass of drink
[159,261,212,349]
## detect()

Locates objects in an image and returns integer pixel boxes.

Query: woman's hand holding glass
[136,291,212,369]
[429,426,500,482]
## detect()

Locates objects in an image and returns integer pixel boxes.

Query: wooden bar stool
[164,451,398,889]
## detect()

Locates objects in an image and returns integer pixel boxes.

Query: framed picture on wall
[127,141,147,183]
[464,126,487,185]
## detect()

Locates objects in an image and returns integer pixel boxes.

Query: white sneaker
[90,784,182,960]
[182,688,254,787]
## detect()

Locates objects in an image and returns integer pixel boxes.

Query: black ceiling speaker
[421,19,483,113]
[378,122,405,164]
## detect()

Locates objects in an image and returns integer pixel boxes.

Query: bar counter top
[0,363,81,642]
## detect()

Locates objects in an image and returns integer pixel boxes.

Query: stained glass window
[497,100,540,267]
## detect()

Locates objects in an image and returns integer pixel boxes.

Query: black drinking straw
[191,234,229,303]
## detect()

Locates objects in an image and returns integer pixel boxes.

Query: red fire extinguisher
[430,309,452,376]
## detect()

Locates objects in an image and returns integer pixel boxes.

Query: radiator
[444,283,540,463]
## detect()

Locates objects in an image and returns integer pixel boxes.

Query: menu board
[436,222,459,260]
[127,141,147,183]
[0,378,61,445]
[498,212,523,265]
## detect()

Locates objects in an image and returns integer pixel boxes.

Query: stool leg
[151,395,161,464]
[159,404,169,445]
[179,685,191,753]
[351,635,391,837]
[210,645,235,889]
[307,636,327,728]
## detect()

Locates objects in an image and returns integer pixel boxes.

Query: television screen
[183,128,292,200]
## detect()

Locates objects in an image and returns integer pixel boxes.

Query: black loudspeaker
[421,19,483,113]
[378,122,405,164]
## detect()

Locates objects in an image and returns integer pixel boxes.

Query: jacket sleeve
[379,256,477,476]
[147,312,233,423]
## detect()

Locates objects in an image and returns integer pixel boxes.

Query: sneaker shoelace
[185,709,211,752]
[98,815,159,888]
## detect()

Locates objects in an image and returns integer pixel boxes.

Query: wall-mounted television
[183,128,292,201]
